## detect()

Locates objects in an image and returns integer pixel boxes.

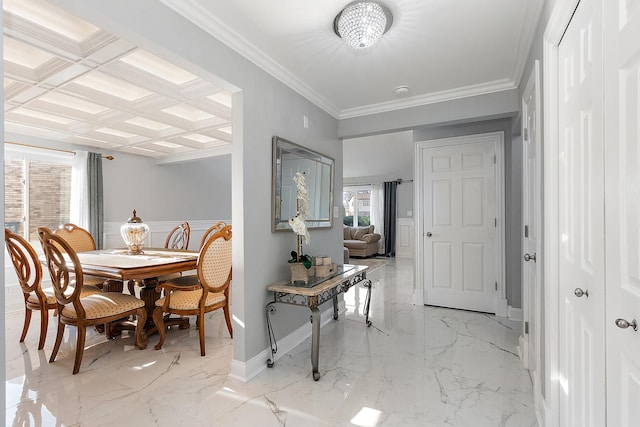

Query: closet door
[557,0,606,425]
[604,1,640,426]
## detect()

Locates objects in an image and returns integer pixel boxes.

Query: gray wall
[339,90,519,138]
[49,0,342,365]
[414,118,523,309]
[102,153,232,222]
[4,132,232,223]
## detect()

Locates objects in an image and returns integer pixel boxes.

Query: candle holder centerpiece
[120,209,149,254]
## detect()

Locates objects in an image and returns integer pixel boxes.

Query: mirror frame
[272,136,334,232]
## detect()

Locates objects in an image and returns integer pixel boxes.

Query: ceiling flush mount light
[334,2,393,50]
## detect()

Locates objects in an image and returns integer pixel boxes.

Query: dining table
[70,248,199,335]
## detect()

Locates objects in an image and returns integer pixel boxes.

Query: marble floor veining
[5,258,537,426]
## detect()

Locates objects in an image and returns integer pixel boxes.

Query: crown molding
[338,79,517,119]
[511,0,546,88]
[158,0,341,119]
[158,0,531,123]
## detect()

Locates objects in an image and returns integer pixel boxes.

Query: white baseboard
[519,334,529,368]
[508,306,523,321]
[495,298,508,317]
[535,373,548,426]
[230,304,340,383]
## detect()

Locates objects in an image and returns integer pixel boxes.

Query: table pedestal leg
[332,295,339,320]
[310,306,321,381]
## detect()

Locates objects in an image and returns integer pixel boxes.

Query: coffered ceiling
[3,0,233,159]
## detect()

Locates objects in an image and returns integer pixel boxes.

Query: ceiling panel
[3,0,233,159]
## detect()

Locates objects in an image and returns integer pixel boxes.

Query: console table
[265,264,372,381]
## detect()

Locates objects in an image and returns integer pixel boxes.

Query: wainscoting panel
[396,218,414,258]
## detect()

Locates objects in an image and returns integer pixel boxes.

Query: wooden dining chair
[53,224,106,289]
[38,227,147,374]
[199,221,226,250]
[165,222,190,250]
[141,222,192,293]
[153,225,232,356]
[4,228,100,350]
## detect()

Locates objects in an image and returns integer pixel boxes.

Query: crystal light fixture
[334,2,393,50]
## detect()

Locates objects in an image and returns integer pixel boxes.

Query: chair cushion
[83,275,105,287]
[28,285,101,305]
[155,289,226,310]
[61,293,144,320]
[27,287,56,305]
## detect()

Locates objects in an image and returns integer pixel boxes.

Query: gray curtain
[87,153,104,249]
[383,181,397,257]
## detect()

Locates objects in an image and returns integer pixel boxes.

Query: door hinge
[525,321,529,334]
[495,281,498,291]
[495,218,497,227]
[524,225,529,238]
[524,128,529,141]
[493,154,496,164]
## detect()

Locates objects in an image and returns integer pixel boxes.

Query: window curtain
[87,153,104,249]
[70,151,104,249]
[70,151,89,228]
[383,181,398,257]
[370,183,385,255]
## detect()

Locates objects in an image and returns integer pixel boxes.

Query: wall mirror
[272,136,334,231]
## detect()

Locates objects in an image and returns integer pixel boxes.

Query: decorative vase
[289,262,309,284]
[120,209,149,254]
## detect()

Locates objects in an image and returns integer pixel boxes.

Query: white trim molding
[395,218,414,259]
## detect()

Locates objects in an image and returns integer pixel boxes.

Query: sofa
[343,225,381,258]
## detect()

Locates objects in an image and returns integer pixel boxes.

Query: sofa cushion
[343,225,351,240]
[362,233,381,243]
[352,226,372,240]
[343,239,367,249]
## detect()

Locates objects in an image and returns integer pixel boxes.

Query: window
[343,186,371,227]
[4,146,73,244]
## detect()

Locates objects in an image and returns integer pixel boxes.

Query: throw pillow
[352,226,370,240]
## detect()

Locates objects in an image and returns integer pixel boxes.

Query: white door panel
[604,0,640,425]
[423,139,497,313]
[522,60,541,381]
[558,0,606,425]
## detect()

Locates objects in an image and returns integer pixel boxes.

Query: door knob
[524,253,537,262]
[574,288,589,298]
[426,232,433,237]
[615,318,638,331]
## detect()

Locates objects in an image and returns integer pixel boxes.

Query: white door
[557,0,606,425]
[521,60,541,377]
[422,136,498,313]
[603,1,640,425]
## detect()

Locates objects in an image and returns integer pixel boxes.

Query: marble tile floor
[5,258,537,426]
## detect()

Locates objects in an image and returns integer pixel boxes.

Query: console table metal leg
[310,306,321,381]
[363,279,372,327]
[332,295,339,320]
[265,302,278,368]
